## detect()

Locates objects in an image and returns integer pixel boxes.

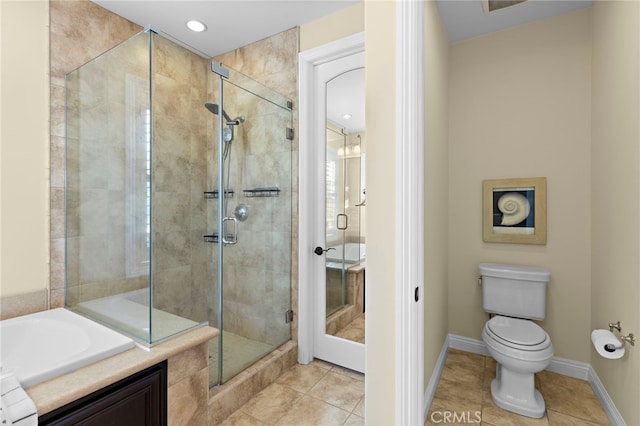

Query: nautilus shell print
[497,192,531,226]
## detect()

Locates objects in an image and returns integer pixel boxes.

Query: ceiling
[92,0,359,58]
[436,0,593,43]
[93,0,594,135]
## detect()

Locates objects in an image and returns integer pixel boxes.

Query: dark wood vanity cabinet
[39,361,167,426]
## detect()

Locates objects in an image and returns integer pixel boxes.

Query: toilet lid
[487,316,547,346]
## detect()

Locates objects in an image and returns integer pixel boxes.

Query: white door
[311,50,365,373]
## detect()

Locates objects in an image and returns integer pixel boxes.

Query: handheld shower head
[204,102,233,123]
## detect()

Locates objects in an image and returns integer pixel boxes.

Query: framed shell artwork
[482,177,547,245]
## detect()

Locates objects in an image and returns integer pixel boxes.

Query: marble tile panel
[546,410,604,426]
[219,410,267,426]
[353,397,365,417]
[308,370,364,412]
[441,348,485,388]
[344,413,365,426]
[167,367,209,426]
[153,230,192,270]
[239,383,303,424]
[426,396,482,426]
[274,395,350,426]
[434,374,484,406]
[537,371,609,425]
[0,290,48,320]
[168,342,208,387]
[49,288,65,309]
[208,368,259,425]
[276,362,329,393]
[253,350,288,391]
[50,237,65,291]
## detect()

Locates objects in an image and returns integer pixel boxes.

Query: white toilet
[479,263,554,418]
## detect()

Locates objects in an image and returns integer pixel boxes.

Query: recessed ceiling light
[343,114,352,120]
[186,20,207,33]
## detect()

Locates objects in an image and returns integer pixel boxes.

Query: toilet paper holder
[607,321,635,350]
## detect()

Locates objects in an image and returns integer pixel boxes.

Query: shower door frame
[209,63,293,386]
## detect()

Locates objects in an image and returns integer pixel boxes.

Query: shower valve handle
[314,246,336,256]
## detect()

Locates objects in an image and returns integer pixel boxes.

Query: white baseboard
[422,335,450,423]
[588,366,626,426]
[448,334,490,357]
[444,334,623,425]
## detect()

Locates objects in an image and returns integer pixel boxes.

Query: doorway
[298,33,365,373]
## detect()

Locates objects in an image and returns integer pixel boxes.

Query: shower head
[204,102,233,123]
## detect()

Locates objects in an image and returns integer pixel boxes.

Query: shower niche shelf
[204,190,234,199]
[243,187,280,198]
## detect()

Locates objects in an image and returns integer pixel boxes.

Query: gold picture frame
[483,177,547,245]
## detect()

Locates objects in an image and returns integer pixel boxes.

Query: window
[126,75,151,277]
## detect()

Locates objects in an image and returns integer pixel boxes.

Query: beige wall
[364,1,397,423]
[0,1,50,298]
[423,0,450,392]
[591,1,640,423]
[299,2,364,52]
[448,9,593,362]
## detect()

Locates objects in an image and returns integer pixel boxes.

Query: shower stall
[64,28,293,387]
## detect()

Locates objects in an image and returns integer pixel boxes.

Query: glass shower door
[208,66,293,385]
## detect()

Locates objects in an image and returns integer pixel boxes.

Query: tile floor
[220,359,364,425]
[220,348,610,425]
[427,349,610,425]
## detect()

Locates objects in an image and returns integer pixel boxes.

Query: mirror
[324,67,366,344]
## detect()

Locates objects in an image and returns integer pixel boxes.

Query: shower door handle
[337,213,348,230]
[222,217,239,245]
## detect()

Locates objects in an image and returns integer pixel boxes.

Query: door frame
[298,6,425,419]
[298,32,366,366]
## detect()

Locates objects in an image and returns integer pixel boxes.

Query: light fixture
[186,20,207,32]
[343,113,352,120]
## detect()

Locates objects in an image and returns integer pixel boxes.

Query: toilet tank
[479,263,550,320]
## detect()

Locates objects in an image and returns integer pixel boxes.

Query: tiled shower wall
[215,29,300,342]
[49,0,142,309]
[49,0,299,340]
[150,34,212,324]
[64,33,151,306]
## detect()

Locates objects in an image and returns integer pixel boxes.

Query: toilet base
[490,364,546,418]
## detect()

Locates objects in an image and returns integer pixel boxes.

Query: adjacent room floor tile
[219,348,609,426]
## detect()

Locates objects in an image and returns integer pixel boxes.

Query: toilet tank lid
[479,263,550,282]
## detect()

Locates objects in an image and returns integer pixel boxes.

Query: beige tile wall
[49,0,141,309]
[214,28,300,342]
[49,1,299,344]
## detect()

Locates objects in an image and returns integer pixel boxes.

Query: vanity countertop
[27,325,218,415]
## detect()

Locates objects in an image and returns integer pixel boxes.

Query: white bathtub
[326,243,366,264]
[0,308,135,388]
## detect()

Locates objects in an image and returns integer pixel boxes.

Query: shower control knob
[314,246,335,256]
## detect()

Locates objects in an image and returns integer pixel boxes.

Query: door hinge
[285,309,294,324]
[286,128,294,141]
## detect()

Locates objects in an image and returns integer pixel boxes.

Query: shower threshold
[208,331,274,386]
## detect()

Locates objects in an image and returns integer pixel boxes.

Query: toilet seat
[485,316,551,351]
